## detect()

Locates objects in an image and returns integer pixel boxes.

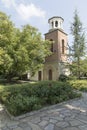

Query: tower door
[48,69,52,80]
[38,71,42,81]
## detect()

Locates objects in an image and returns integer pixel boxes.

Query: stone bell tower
[43,16,68,80]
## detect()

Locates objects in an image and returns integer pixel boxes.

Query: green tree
[79,58,87,77]
[19,25,51,76]
[0,11,51,80]
[70,10,86,79]
[0,11,15,78]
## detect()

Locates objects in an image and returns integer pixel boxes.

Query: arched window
[51,21,53,28]
[38,71,42,81]
[50,39,53,52]
[49,69,52,80]
[62,39,65,54]
[55,21,58,27]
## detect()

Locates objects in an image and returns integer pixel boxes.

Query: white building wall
[29,69,43,81]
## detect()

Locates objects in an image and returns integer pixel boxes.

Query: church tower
[43,16,68,80]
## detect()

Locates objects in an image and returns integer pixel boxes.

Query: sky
[0,0,87,43]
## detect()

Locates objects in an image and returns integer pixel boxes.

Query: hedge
[0,81,81,116]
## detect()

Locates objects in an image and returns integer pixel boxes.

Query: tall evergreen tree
[70,10,86,78]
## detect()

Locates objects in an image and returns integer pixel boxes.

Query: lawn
[0,80,81,116]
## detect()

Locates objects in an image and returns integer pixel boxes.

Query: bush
[68,75,77,80]
[0,81,81,116]
[6,95,41,116]
[69,80,87,91]
[59,74,68,82]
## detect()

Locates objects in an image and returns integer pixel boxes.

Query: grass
[0,80,81,116]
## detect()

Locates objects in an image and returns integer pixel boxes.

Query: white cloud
[16,3,46,20]
[1,0,46,20]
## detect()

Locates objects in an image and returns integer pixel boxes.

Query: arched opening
[51,21,53,28]
[62,39,65,54]
[48,69,52,80]
[55,21,58,27]
[38,71,42,81]
[50,39,53,52]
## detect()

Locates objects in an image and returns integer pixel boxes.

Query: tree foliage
[0,11,51,80]
[70,10,86,78]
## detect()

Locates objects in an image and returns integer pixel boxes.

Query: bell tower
[49,16,64,31]
[43,16,68,80]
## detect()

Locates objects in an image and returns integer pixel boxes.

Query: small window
[50,39,53,52]
[62,39,65,54]
[51,21,53,28]
[55,21,58,27]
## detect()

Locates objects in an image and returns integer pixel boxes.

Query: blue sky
[0,0,87,43]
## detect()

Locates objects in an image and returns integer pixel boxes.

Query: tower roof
[48,16,64,23]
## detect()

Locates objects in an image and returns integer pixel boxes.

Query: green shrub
[0,81,81,116]
[59,74,68,82]
[69,80,87,91]
[6,95,41,116]
[68,75,77,80]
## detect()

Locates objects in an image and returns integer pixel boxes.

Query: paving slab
[45,123,54,130]
[56,121,69,128]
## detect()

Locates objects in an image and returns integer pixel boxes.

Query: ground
[1,92,87,130]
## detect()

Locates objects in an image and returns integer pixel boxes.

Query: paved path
[1,92,87,130]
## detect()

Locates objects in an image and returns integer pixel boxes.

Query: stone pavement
[1,92,87,130]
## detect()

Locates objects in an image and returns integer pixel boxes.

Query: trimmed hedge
[0,81,81,116]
